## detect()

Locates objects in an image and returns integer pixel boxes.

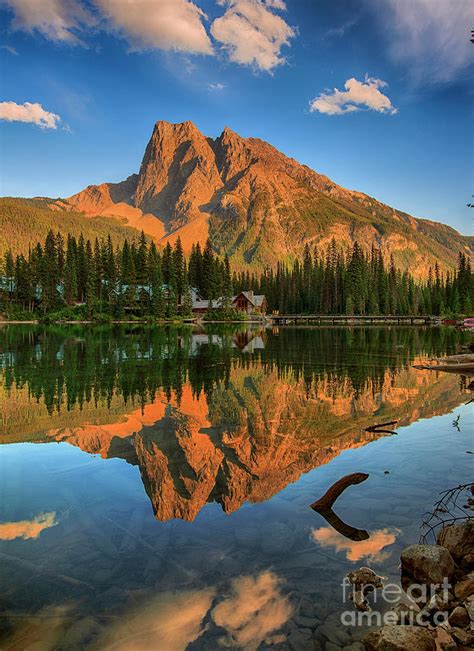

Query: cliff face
[58,120,471,276]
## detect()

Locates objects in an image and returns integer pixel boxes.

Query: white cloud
[324,17,358,40]
[208,82,226,90]
[1,0,298,70]
[94,0,213,54]
[2,0,94,44]
[211,0,295,71]
[0,101,62,129]
[371,0,473,83]
[1,44,19,55]
[2,0,213,54]
[310,75,397,116]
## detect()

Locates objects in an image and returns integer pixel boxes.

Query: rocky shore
[363,520,474,650]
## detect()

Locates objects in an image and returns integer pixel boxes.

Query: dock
[268,315,439,326]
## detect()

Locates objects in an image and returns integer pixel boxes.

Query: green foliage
[4,306,37,321]
[0,197,146,259]
[92,312,113,324]
[204,308,246,321]
[39,305,87,323]
[234,239,473,317]
[1,225,472,321]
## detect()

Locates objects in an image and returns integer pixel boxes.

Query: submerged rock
[400,544,454,584]
[363,625,436,651]
[345,567,384,612]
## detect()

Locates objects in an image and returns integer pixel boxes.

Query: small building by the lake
[191,290,267,315]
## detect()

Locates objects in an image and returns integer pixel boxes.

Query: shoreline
[0,319,464,327]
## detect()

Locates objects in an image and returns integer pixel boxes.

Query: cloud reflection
[0,512,58,540]
[212,571,293,650]
[96,571,291,650]
[312,526,398,562]
[97,588,215,650]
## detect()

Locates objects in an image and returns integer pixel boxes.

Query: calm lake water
[0,325,472,650]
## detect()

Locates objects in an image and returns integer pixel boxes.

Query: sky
[0,0,472,234]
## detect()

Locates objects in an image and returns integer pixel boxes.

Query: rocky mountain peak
[62,119,471,277]
[133,120,222,225]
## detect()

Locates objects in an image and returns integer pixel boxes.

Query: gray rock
[287,626,314,651]
[400,544,454,584]
[294,614,320,629]
[437,520,474,563]
[325,643,341,651]
[448,605,470,628]
[389,601,420,624]
[363,625,436,650]
[318,622,352,647]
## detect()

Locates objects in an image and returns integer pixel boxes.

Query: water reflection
[0,324,472,650]
[312,527,399,563]
[0,512,58,541]
[0,325,470,524]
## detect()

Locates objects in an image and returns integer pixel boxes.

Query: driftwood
[310,473,370,541]
[310,473,369,511]
[413,353,474,375]
[316,508,369,542]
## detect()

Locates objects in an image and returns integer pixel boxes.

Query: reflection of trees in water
[0,325,466,415]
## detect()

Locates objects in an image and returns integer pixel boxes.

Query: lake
[0,324,472,650]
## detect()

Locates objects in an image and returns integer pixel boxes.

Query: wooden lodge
[191,290,267,315]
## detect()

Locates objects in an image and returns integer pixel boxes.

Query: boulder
[363,625,436,650]
[453,573,474,599]
[389,601,420,625]
[450,626,474,647]
[400,544,454,584]
[465,595,474,624]
[448,605,470,628]
[437,520,474,563]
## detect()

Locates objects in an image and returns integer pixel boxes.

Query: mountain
[8,120,472,277]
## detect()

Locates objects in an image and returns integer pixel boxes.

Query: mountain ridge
[20,120,472,278]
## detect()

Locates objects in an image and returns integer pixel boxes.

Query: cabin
[232,291,267,314]
[191,289,267,315]
[0,276,64,303]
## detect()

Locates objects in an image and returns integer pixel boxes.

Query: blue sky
[0,0,472,234]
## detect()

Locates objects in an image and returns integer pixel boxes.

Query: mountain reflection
[0,325,469,522]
